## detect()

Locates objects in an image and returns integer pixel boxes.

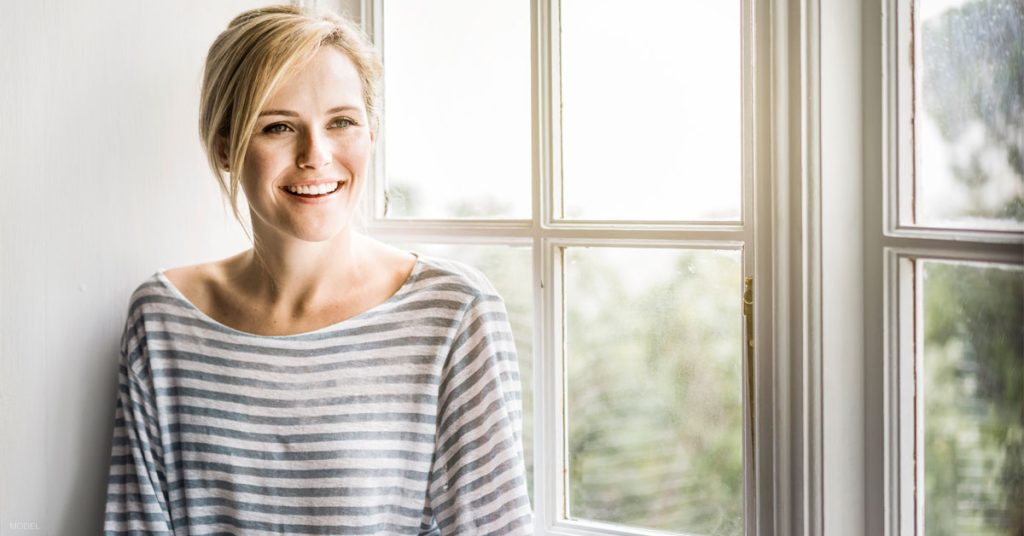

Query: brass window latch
[743,276,756,460]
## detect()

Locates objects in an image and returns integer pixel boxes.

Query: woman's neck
[234,228,374,317]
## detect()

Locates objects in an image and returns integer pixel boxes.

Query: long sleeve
[103,313,174,535]
[427,293,534,535]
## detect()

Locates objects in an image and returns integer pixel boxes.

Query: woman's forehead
[264,48,365,113]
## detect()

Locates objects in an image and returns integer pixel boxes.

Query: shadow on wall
[60,335,121,536]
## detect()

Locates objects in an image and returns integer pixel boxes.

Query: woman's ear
[214,135,230,171]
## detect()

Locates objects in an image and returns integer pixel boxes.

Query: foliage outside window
[893,1,1024,534]
[374,1,752,534]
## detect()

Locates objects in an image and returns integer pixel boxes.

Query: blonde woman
[103,5,532,535]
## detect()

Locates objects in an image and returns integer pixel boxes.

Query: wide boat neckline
[154,252,423,340]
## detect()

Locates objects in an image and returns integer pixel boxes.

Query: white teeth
[286,182,341,195]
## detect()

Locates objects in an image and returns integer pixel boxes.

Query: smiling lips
[283,181,344,198]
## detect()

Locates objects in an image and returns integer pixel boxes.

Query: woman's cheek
[344,135,373,165]
[243,145,284,178]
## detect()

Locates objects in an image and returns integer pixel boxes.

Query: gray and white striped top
[103,254,533,535]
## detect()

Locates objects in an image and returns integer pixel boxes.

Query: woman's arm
[427,293,534,535]
[103,314,175,535]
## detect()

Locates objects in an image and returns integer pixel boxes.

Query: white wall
[0,2,280,533]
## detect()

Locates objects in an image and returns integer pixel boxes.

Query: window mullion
[534,0,557,532]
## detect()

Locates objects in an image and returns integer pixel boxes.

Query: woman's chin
[250,209,357,245]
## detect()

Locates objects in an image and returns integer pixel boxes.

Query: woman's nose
[297,129,332,169]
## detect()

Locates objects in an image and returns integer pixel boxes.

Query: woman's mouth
[282,181,344,199]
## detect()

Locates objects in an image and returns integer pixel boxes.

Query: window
[357,0,774,534]
[883,0,1023,534]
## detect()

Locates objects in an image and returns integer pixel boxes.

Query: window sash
[354,0,776,534]
[880,0,1024,534]
[885,247,1022,535]
[886,0,1024,243]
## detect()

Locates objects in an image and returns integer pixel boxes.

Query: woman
[103,5,532,535]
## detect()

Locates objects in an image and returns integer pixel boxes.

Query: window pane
[917,0,1024,230]
[922,261,1024,534]
[560,0,741,221]
[382,1,530,219]
[564,247,742,534]
[389,242,535,501]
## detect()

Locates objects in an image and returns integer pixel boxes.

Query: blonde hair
[199,4,381,237]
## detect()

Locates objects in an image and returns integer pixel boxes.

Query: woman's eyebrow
[258,105,361,117]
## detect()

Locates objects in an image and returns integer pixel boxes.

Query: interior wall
[0,2,287,534]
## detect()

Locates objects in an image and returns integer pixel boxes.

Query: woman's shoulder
[161,252,243,304]
[415,254,502,300]
[159,262,218,310]
[159,250,256,316]
[120,257,233,332]
[125,266,193,308]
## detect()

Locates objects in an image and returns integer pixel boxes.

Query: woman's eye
[262,123,291,134]
[331,118,355,129]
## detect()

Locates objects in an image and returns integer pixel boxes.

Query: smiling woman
[102,4,533,535]
[237,46,371,246]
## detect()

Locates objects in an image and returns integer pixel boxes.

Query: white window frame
[862,1,1024,535]
[324,0,833,533]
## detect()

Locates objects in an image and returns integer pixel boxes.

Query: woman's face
[240,46,373,244]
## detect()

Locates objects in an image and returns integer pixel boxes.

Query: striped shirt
[103,254,533,535]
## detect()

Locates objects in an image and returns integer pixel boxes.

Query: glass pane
[560,0,741,221]
[917,0,1024,230]
[382,1,530,219]
[564,247,743,534]
[389,242,535,502]
[922,261,1024,534]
